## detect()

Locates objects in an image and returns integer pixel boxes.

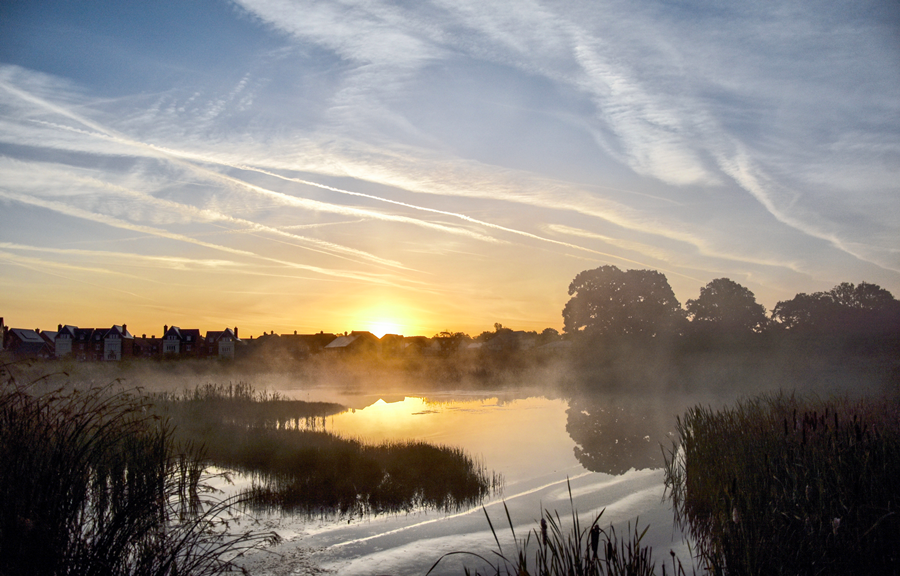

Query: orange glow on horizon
[350,298,426,338]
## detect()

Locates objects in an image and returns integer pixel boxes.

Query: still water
[233,388,708,575]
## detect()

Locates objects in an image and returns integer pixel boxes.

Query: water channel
[226,385,724,575]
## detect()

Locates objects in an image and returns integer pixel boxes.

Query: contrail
[236,165,654,262]
[0,189,425,290]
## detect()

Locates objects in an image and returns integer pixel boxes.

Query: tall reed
[0,373,277,576]
[664,392,900,575]
[428,482,690,576]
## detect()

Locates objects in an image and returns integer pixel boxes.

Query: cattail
[590,524,600,558]
[832,517,841,536]
[540,518,547,548]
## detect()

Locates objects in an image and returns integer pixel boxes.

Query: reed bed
[151,381,345,430]
[664,392,900,575]
[0,375,277,576]
[151,382,501,518]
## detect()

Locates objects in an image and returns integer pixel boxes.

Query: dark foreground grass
[664,392,900,576]
[0,375,277,576]
[429,482,692,576]
[151,383,501,517]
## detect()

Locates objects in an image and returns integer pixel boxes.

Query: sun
[351,297,427,337]
[368,320,404,338]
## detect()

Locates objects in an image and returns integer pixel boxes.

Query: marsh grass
[0,370,278,576]
[664,392,900,575]
[152,382,344,431]
[428,482,691,576]
[151,383,501,518]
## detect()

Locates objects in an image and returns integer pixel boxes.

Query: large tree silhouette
[686,278,768,333]
[562,266,684,337]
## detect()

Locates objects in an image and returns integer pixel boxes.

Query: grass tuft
[429,480,691,576]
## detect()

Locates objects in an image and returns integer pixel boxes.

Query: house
[379,334,405,357]
[162,326,203,357]
[102,325,134,361]
[90,329,107,360]
[5,328,53,359]
[72,328,97,361]
[484,330,536,352]
[324,331,380,355]
[279,331,337,359]
[204,327,240,359]
[133,334,162,358]
[39,330,58,356]
[54,325,78,357]
[400,335,438,356]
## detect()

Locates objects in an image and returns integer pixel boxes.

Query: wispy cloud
[0,242,240,270]
[1,0,898,333]
[0,188,424,290]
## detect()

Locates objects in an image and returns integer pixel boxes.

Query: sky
[1,0,898,338]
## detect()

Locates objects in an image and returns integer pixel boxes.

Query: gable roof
[164,326,183,339]
[205,327,239,343]
[57,325,78,338]
[9,328,44,344]
[324,334,357,349]
[105,325,133,339]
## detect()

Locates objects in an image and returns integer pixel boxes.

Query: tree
[538,327,561,345]
[772,281,900,333]
[562,266,685,337]
[686,278,768,333]
[770,292,834,330]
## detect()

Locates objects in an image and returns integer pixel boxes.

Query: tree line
[562,265,900,339]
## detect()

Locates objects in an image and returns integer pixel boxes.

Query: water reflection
[153,389,500,519]
[565,395,674,475]
[203,391,690,520]
[320,392,683,480]
[324,394,582,481]
[241,390,699,576]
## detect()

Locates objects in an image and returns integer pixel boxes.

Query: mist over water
[10,332,897,575]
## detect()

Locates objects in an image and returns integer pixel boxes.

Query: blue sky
[1,0,898,337]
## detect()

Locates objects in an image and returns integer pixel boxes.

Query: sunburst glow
[367,320,404,338]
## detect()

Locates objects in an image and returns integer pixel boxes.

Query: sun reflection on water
[326,395,580,481]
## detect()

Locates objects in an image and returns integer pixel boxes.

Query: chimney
[164,325,168,335]
[142,334,146,339]
[234,326,238,338]
[58,324,62,332]
[122,324,127,334]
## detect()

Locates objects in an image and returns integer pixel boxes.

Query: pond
[229,386,722,575]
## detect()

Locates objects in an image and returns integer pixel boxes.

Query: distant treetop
[772,281,900,333]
